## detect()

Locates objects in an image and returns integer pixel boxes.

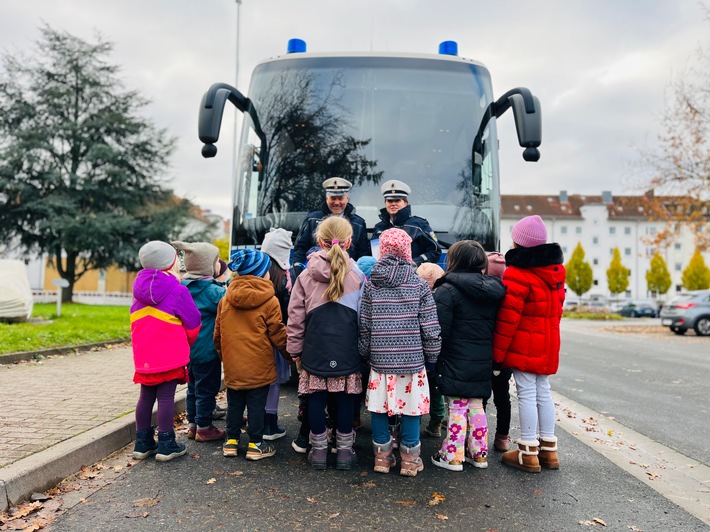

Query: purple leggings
[135,380,178,433]
[265,382,281,415]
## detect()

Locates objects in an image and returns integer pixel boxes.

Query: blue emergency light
[438,40,458,56]
[287,38,307,53]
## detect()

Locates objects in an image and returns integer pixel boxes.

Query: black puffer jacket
[433,271,505,399]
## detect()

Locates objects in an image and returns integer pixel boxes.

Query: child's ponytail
[316,216,354,302]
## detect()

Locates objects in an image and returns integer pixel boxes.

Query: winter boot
[493,433,511,452]
[424,419,442,437]
[308,431,328,470]
[335,430,357,470]
[132,428,158,460]
[373,439,397,474]
[538,436,560,470]
[400,442,425,477]
[501,439,541,473]
[263,413,287,441]
[155,431,187,462]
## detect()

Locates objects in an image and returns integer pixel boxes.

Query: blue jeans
[186,358,222,427]
[371,412,421,447]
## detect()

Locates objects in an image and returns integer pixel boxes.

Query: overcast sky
[2,1,708,219]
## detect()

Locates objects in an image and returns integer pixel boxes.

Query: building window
[624,227,631,235]
[593,279,598,286]
[592,236,599,245]
[675,263,682,271]
[560,226,568,234]
[674,243,681,251]
[575,227,582,235]
[593,258,599,265]
[609,227,616,235]
[562,246,568,254]
[624,248,631,256]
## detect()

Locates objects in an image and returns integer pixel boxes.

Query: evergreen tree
[565,242,593,298]
[0,26,209,300]
[606,247,630,296]
[646,253,672,295]
[681,249,710,290]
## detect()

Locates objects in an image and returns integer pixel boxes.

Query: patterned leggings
[440,397,488,463]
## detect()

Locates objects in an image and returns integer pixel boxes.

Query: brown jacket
[214,275,288,390]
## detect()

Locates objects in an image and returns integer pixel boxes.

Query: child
[493,215,566,473]
[429,241,505,471]
[415,262,446,438]
[260,228,294,441]
[130,241,201,462]
[287,216,365,471]
[485,251,513,452]
[356,256,377,280]
[172,241,226,443]
[359,229,441,477]
[214,249,288,461]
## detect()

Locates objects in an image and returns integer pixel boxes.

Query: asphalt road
[50,321,709,532]
[555,320,710,467]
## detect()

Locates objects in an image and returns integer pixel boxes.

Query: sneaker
[263,413,287,441]
[196,425,226,442]
[223,438,239,457]
[465,450,489,469]
[292,434,309,454]
[186,424,196,440]
[213,405,227,420]
[245,441,276,461]
[430,451,463,472]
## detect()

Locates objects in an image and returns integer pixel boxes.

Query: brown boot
[493,433,511,452]
[373,439,396,474]
[538,436,559,469]
[400,443,424,477]
[501,439,541,473]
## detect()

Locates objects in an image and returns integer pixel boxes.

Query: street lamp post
[230,0,242,238]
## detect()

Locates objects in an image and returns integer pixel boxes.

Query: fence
[32,290,133,306]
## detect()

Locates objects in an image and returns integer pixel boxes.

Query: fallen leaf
[436,514,448,520]
[428,492,446,506]
[307,497,317,503]
[206,478,216,484]
[228,470,244,476]
[394,500,417,507]
[533,489,542,495]
[593,517,607,526]
[132,494,163,508]
[646,471,660,480]
[607,430,614,436]
[213,470,224,475]
[362,481,376,489]
[112,465,123,472]
[8,502,43,520]
[125,512,149,518]
[328,513,340,519]
[190,453,201,460]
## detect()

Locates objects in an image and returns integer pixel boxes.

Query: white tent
[0,259,33,322]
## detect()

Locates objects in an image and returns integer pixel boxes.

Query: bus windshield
[233,55,500,250]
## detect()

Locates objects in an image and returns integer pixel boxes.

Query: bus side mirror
[508,93,541,162]
[198,82,250,158]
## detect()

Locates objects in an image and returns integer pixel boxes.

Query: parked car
[659,290,710,336]
[618,302,657,318]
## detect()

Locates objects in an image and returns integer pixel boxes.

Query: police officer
[372,180,441,266]
[292,177,371,276]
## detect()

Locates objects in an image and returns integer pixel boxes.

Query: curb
[0,389,186,512]
[0,340,129,365]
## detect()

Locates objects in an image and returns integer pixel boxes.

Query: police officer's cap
[322,177,352,197]
[381,180,410,200]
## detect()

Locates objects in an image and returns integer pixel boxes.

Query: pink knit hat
[511,215,547,248]
[486,252,506,278]
[379,228,412,262]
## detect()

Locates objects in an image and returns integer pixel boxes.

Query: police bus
[198,39,541,256]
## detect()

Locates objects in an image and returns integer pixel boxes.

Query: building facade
[500,191,709,304]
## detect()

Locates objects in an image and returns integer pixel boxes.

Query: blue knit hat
[356,256,377,279]
[227,249,271,277]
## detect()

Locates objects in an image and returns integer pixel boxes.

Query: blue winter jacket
[181,279,226,364]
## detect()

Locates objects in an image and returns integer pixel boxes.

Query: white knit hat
[261,228,293,270]
[139,241,176,270]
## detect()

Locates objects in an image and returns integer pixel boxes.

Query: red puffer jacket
[493,244,566,375]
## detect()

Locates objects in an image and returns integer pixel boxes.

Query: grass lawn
[0,303,130,355]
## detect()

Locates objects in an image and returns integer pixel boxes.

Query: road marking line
[553,391,710,525]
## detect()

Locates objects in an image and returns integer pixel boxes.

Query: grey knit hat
[171,241,219,277]
[261,228,293,271]
[139,241,177,270]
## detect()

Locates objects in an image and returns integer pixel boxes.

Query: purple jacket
[130,269,201,374]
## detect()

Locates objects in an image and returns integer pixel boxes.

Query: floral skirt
[298,370,363,395]
[365,368,430,416]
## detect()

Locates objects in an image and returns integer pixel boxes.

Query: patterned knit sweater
[359,255,441,374]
